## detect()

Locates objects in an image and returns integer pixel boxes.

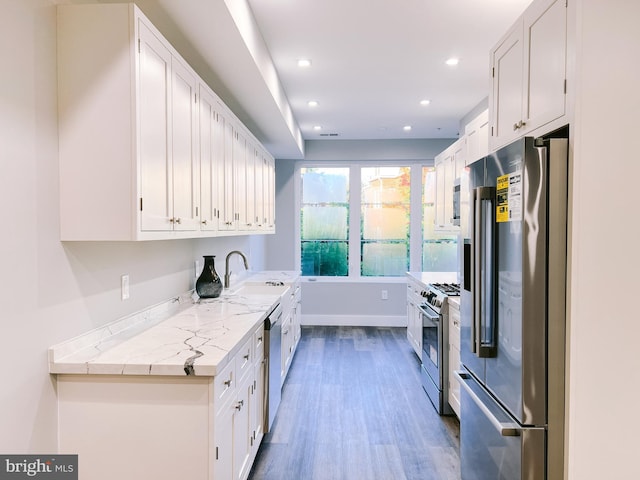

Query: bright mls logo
[0,455,77,479]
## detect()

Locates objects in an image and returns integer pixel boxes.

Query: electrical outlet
[381,289,388,300]
[121,275,130,300]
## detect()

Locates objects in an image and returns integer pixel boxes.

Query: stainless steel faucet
[224,250,249,288]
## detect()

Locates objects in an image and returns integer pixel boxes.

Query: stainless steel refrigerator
[456,135,568,479]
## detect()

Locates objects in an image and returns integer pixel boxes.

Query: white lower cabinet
[406,278,423,358]
[58,326,267,480]
[448,301,461,418]
[281,280,302,383]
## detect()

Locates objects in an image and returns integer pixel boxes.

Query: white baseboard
[301,314,407,327]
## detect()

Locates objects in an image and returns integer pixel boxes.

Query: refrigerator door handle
[455,371,520,437]
[473,186,497,358]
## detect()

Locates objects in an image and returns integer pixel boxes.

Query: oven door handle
[418,305,440,323]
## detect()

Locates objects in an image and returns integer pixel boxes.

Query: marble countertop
[49,271,299,377]
[448,296,461,308]
[406,271,458,288]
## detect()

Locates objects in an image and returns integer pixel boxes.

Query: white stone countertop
[448,296,461,308]
[49,271,300,377]
[406,271,458,288]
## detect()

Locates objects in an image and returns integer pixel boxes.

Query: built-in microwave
[452,178,461,226]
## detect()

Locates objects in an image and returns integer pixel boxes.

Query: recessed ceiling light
[420,99,431,106]
[297,59,312,68]
[307,100,319,107]
[313,125,322,131]
[403,125,412,131]
[445,58,459,66]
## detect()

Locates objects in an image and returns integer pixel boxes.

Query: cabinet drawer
[236,337,253,383]
[213,358,236,408]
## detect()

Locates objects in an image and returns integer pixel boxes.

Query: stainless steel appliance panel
[264,304,283,433]
[421,304,442,389]
[460,135,568,479]
[457,371,546,480]
[484,139,548,426]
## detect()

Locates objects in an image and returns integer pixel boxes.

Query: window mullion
[409,163,424,271]
[349,166,361,278]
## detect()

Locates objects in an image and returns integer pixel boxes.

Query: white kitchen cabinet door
[139,23,198,232]
[406,279,423,358]
[198,85,224,232]
[265,156,276,231]
[522,0,567,133]
[254,151,265,229]
[434,153,447,229]
[465,109,489,166]
[214,396,234,480]
[452,140,466,188]
[219,121,237,230]
[169,57,199,231]
[434,138,462,232]
[448,305,461,418]
[234,373,253,480]
[139,21,173,232]
[490,0,567,150]
[490,21,525,149]
[234,129,248,230]
[240,142,257,231]
[251,326,266,452]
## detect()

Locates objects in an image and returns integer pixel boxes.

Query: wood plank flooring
[248,326,460,480]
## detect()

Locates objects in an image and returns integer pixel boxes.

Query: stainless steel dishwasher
[264,303,283,433]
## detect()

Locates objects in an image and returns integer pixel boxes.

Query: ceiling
[122,0,532,158]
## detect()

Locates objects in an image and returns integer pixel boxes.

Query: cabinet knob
[513,120,527,130]
[201,219,208,225]
[175,217,181,224]
[224,378,232,387]
[244,353,250,361]
[235,400,244,411]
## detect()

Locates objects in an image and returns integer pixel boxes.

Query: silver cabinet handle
[455,371,520,437]
[513,120,527,130]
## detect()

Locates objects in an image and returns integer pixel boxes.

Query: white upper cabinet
[138,23,199,233]
[434,137,465,232]
[489,0,567,150]
[464,109,489,166]
[57,3,274,241]
[198,85,225,232]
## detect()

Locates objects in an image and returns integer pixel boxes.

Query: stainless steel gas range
[419,282,460,415]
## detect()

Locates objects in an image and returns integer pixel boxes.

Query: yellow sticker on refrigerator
[496,172,522,223]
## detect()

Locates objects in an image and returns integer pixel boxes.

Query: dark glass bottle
[195,255,222,298]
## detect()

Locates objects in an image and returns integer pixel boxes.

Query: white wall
[0,0,266,452]
[567,0,640,478]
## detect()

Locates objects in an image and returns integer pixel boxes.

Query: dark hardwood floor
[248,326,460,480]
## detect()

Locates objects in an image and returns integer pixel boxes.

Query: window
[361,167,410,276]
[299,164,457,277]
[300,168,349,276]
[422,167,457,271]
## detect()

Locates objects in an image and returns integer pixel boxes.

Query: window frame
[296,160,434,280]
